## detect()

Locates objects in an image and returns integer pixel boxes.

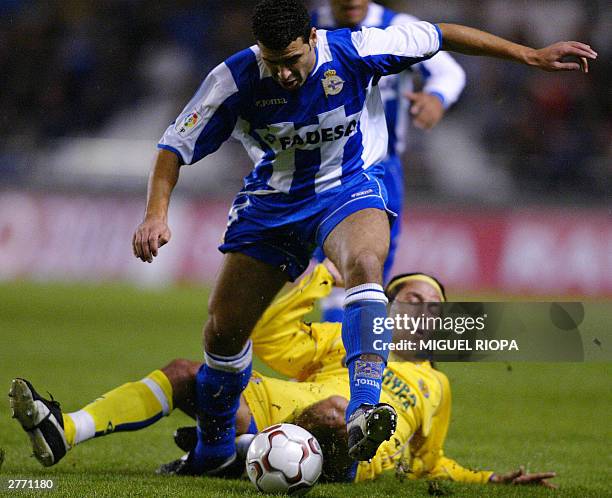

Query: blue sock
[322,307,344,323]
[193,341,252,471]
[342,284,391,421]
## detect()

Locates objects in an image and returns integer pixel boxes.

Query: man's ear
[309,27,317,46]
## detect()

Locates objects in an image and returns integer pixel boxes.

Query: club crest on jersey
[321,69,345,97]
[175,111,201,136]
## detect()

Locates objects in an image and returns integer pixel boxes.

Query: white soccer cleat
[8,378,69,466]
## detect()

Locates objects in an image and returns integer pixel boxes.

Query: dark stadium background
[0,0,610,295]
[0,2,610,497]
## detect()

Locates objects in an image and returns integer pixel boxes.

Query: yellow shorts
[243,371,350,430]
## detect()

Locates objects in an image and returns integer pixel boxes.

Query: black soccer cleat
[346,403,397,461]
[156,451,245,478]
[173,426,198,453]
[8,378,69,467]
[156,453,201,476]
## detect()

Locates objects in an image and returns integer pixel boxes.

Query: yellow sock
[63,370,173,446]
[62,413,77,447]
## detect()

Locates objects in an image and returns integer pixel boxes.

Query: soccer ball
[246,423,323,495]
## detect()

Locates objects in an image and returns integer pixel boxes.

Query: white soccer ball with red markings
[246,423,323,495]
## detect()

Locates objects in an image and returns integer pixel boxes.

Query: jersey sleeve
[350,21,442,77]
[251,264,344,379]
[390,14,465,109]
[158,61,241,165]
[425,456,494,484]
[409,368,493,484]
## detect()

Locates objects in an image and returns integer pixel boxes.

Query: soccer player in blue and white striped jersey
[312,1,466,322]
[132,0,596,474]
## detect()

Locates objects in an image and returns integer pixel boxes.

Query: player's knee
[161,358,199,387]
[343,249,384,284]
[160,358,199,415]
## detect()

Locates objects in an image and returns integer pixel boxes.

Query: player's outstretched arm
[438,23,597,73]
[251,264,340,378]
[133,149,179,263]
[422,456,557,488]
[489,466,557,488]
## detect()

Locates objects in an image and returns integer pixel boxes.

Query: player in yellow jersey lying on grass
[9,263,555,488]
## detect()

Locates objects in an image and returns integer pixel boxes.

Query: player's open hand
[490,466,557,488]
[405,92,445,130]
[132,217,171,263]
[530,41,597,73]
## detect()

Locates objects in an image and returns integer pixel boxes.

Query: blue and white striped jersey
[159,22,441,198]
[312,2,465,157]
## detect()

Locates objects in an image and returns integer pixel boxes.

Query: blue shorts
[219,165,397,281]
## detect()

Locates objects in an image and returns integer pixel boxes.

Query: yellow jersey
[244,264,493,484]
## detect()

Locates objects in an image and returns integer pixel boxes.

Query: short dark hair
[385,273,447,302]
[252,0,312,50]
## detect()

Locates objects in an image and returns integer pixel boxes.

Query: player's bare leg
[203,252,288,354]
[193,252,288,473]
[161,359,200,418]
[324,208,397,460]
[324,208,389,288]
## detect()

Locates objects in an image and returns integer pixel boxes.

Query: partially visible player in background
[10,263,555,487]
[312,0,466,322]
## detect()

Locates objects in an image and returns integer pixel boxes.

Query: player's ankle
[192,440,236,472]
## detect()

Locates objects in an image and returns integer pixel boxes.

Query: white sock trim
[344,283,388,307]
[142,377,170,416]
[205,340,252,373]
[67,410,95,445]
[347,283,385,295]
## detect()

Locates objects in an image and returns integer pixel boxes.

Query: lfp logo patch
[176,111,201,136]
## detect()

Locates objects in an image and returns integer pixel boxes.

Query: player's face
[330,0,370,27]
[259,29,318,91]
[393,280,443,304]
[388,280,443,360]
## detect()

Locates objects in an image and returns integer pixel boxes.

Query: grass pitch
[0,281,610,497]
